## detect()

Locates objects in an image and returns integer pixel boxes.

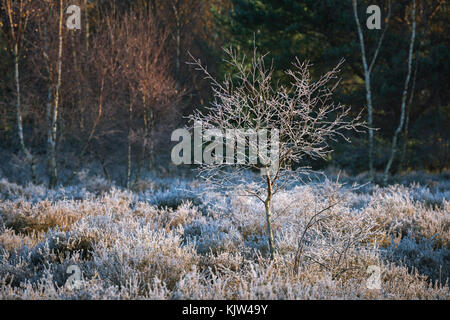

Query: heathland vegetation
[0,1,448,299]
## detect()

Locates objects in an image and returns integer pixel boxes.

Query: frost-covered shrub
[82,177,113,196]
[92,229,198,292]
[0,179,48,201]
[364,185,450,247]
[139,178,203,209]
[183,218,243,255]
[384,235,450,284]
[0,174,449,299]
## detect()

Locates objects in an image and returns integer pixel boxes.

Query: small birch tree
[1,0,37,182]
[29,0,66,188]
[188,48,364,259]
[352,0,391,181]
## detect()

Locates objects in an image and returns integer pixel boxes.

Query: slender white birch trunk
[352,0,391,181]
[48,0,64,188]
[5,0,36,182]
[399,59,418,172]
[126,102,133,189]
[383,0,416,184]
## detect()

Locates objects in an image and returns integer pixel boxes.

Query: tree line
[0,0,448,187]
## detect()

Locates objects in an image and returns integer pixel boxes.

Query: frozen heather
[0,171,448,300]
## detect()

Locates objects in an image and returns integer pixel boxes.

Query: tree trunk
[148,109,155,171]
[13,43,37,183]
[399,58,418,173]
[265,171,275,260]
[126,102,133,189]
[135,97,148,184]
[46,86,55,187]
[353,1,374,181]
[353,0,391,181]
[13,44,25,155]
[384,0,416,185]
[365,71,374,181]
[6,0,37,183]
[48,0,64,188]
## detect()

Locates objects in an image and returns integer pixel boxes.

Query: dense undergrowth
[0,171,448,299]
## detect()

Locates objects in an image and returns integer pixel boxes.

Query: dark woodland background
[0,0,448,187]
